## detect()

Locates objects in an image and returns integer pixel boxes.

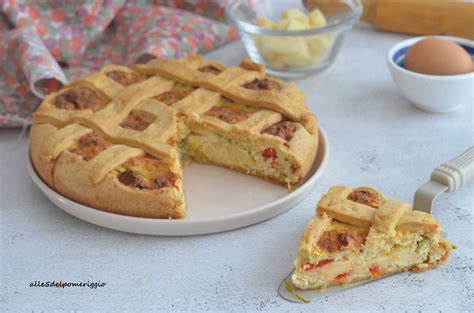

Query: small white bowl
[387,35,474,113]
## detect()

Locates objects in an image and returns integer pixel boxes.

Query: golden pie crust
[30,56,319,219]
[292,186,454,290]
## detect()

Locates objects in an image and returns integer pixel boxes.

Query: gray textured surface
[1,24,473,312]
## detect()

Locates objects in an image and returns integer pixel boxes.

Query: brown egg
[404,38,473,75]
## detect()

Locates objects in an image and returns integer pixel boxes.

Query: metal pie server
[279,146,474,303]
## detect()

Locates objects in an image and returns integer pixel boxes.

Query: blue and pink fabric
[0,0,241,126]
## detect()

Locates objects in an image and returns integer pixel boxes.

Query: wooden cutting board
[304,0,474,40]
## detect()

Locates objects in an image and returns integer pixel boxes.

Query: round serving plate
[27,127,329,236]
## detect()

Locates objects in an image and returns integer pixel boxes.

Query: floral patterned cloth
[0,0,239,127]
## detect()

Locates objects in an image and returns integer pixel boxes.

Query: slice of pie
[292,186,454,290]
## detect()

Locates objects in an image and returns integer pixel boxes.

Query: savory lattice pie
[292,186,453,290]
[30,56,318,218]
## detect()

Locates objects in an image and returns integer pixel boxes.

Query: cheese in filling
[293,224,450,290]
[114,156,179,190]
[183,130,301,187]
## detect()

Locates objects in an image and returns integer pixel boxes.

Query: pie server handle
[414,146,474,213]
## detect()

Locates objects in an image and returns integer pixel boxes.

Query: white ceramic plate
[27,127,329,236]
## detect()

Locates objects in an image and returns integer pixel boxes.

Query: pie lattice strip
[317,186,441,233]
[34,74,179,161]
[132,55,317,134]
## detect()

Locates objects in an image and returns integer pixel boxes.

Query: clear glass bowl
[226,0,362,78]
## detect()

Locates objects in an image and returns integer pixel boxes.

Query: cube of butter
[306,33,334,57]
[308,9,326,28]
[255,7,333,69]
[275,18,290,30]
[287,18,309,31]
[256,17,276,29]
[259,35,307,55]
[282,8,307,20]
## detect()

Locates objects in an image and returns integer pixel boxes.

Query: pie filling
[54,87,108,112]
[106,70,145,86]
[292,221,450,290]
[114,156,179,190]
[182,129,301,187]
[70,132,112,161]
[242,78,282,91]
[154,83,196,105]
[347,188,384,208]
[317,228,368,253]
[198,64,223,75]
[204,98,258,124]
[182,101,302,187]
[120,110,156,131]
[262,120,298,142]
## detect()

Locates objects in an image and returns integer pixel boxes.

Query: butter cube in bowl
[227,0,362,77]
